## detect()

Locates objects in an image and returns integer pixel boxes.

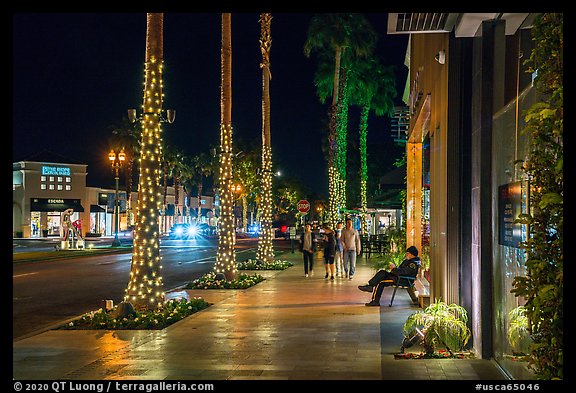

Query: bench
[382,275,419,307]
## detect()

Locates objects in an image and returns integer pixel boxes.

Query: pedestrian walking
[334,221,344,277]
[341,218,361,279]
[322,225,336,280]
[298,223,316,277]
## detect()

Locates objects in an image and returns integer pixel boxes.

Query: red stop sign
[297,200,310,213]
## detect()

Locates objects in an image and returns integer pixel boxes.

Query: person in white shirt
[340,218,361,279]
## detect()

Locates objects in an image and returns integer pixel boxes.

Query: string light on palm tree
[123,13,174,311]
[256,12,275,264]
[215,13,237,281]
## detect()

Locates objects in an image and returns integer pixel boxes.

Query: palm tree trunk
[327,47,342,227]
[174,175,180,222]
[197,182,203,223]
[215,13,237,281]
[359,104,370,235]
[241,194,248,233]
[256,13,275,263]
[336,68,349,213]
[125,13,165,310]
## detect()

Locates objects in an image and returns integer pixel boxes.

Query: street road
[12,237,276,341]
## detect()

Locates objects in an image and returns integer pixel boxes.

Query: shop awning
[90,204,106,213]
[30,198,85,212]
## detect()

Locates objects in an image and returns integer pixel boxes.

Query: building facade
[13,156,214,239]
[388,13,538,379]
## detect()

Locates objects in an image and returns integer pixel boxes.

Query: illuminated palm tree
[304,13,376,225]
[125,13,165,310]
[215,13,237,281]
[256,13,275,263]
[347,57,397,234]
[233,143,260,233]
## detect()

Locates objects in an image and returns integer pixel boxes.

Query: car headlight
[187,226,198,236]
[174,227,184,236]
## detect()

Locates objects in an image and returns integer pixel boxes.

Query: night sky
[13,13,408,197]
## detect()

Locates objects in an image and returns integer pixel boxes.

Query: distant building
[13,152,214,238]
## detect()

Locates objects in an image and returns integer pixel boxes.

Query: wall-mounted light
[435,50,446,65]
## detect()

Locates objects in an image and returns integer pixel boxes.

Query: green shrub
[237,259,293,270]
[403,299,471,355]
[186,272,265,289]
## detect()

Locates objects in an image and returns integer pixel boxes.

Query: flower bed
[186,272,265,290]
[59,297,210,330]
[394,349,475,360]
[237,259,293,270]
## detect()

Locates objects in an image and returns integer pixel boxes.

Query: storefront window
[491,85,535,379]
[30,212,41,238]
[47,213,60,236]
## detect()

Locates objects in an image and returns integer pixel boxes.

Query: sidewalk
[13,251,507,381]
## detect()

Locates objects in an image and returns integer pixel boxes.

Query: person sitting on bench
[358,246,421,307]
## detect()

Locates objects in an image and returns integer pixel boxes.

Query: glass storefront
[47,213,61,236]
[491,85,535,379]
[30,212,41,238]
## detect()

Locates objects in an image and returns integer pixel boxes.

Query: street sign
[297,199,310,213]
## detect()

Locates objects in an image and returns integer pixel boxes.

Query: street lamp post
[231,183,242,230]
[109,148,126,247]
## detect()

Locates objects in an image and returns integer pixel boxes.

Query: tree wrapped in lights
[215,13,238,281]
[256,13,275,263]
[347,56,397,234]
[304,14,376,227]
[124,13,165,310]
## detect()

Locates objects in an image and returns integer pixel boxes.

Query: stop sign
[297,199,310,213]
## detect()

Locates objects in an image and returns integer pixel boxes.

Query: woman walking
[323,225,336,280]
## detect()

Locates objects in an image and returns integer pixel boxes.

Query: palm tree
[304,13,376,226]
[233,144,260,233]
[124,13,165,311]
[256,13,275,263]
[160,143,177,231]
[215,13,237,281]
[190,152,213,223]
[167,148,186,223]
[347,56,397,234]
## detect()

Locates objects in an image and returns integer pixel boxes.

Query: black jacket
[392,256,421,277]
[323,232,336,258]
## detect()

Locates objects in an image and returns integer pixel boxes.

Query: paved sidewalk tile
[13,251,508,381]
